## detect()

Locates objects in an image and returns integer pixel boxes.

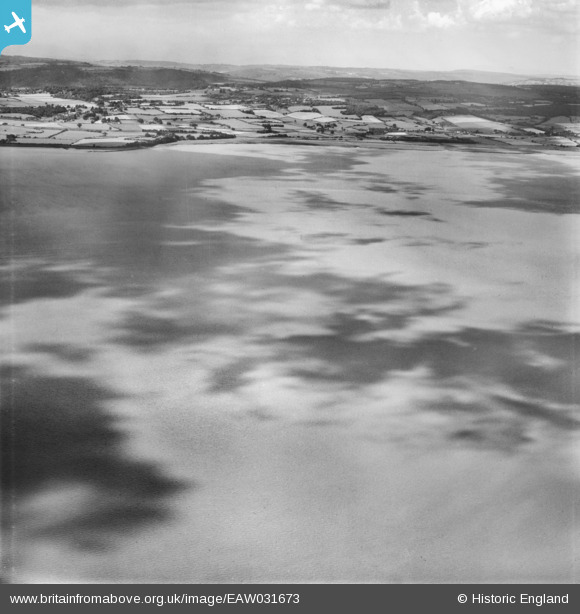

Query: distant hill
[5,54,579,87]
[0,55,91,71]
[222,66,534,86]
[265,76,538,100]
[0,56,229,90]
[510,77,580,87]
[1,54,578,94]
[96,60,539,86]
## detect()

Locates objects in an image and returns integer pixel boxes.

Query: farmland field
[442,114,514,133]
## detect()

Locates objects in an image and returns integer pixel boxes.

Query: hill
[96,60,538,86]
[0,56,230,90]
[5,55,578,87]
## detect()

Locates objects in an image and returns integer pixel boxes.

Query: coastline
[2,135,577,156]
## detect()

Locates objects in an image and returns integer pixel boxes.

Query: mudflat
[1,143,579,582]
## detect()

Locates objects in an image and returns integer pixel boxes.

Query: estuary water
[1,143,579,582]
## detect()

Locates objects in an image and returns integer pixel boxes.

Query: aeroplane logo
[4,11,26,33]
[0,1,32,56]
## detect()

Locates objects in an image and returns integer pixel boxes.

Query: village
[1,80,579,149]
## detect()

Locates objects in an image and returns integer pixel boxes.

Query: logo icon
[1,1,31,56]
[5,11,26,34]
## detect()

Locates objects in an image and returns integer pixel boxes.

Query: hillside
[0,56,230,90]
[96,60,554,86]
[4,55,578,88]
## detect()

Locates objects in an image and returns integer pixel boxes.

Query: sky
[7,0,580,76]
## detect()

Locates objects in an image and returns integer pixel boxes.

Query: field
[442,114,514,133]
[12,92,96,107]
[1,58,579,148]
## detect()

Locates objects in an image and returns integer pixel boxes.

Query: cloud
[331,0,392,8]
[267,0,579,33]
[369,0,577,31]
[33,0,218,4]
[425,11,456,27]
[465,0,533,20]
[32,0,579,30]
[17,0,579,75]
[393,0,578,32]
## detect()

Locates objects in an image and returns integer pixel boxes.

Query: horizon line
[2,51,579,81]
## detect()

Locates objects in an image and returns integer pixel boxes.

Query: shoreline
[2,135,578,156]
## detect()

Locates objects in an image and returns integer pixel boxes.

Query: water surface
[1,143,579,582]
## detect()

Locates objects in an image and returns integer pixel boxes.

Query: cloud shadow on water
[191,269,579,451]
[0,364,185,564]
[25,343,94,363]
[0,264,98,308]
[463,158,580,214]
[295,190,354,211]
[113,310,237,351]
[282,317,579,448]
[378,209,433,217]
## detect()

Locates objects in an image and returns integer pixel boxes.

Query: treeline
[0,104,69,117]
[44,86,140,103]
[341,104,388,117]
[45,86,115,102]
[0,64,226,93]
